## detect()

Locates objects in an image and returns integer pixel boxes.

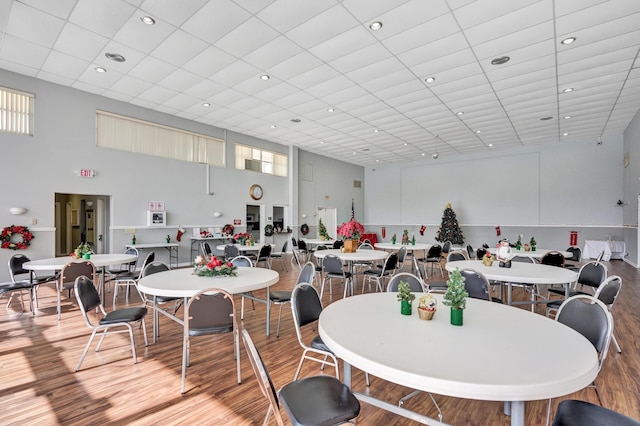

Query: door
[317,207,337,240]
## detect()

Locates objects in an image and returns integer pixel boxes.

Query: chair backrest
[332,240,344,249]
[577,261,608,289]
[566,247,582,262]
[201,242,212,256]
[466,244,475,259]
[383,253,398,272]
[135,251,155,279]
[8,254,31,281]
[540,251,566,267]
[447,251,466,262]
[427,244,442,258]
[258,244,272,258]
[224,245,239,259]
[142,261,170,277]
[290,247,302,268]
[387,272,425,292]
[291,282,323,328]
[117,247,139,272]
[296,262,315,284]
[556,295,613,370]
[358,242,373,250]
[460,269,490,301]
[362,239,371,245]
[280,240,289,253]
[74,275,102,313]
[315,245,327,251]
[476,248,487,258]
[231,256,253,267]
[323,255,344,275]
[397,246,407,263]
[241,328,285,426]
[185,288,235,336]
[298,240,308,251]
[511,255,536,263]
[61,260,96,289]
[594,275,622,307]
[291,237,298,247]
[553,399,640,426]
[442,241,452,253]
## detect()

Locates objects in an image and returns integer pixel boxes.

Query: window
[235,144,288,176]
[96,111,225,167]
[0,86,34,135]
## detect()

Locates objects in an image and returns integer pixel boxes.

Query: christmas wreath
[264,224,274,236]
[1,225,34,250]
[300,223,310,235]
[222,224,235,235]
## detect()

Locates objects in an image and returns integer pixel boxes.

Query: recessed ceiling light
[456,111,464,115]
[375,159,379,162]
[421,153,426,156]
[320,141,324,144]
[488,143,494,147]
[327,107,334,112]
[432,152,439,159]
[563,88,574,93]
[202,102,211,107]
[105,52,125,62]
[425,77,435,83]
[475,130,482,134]
[561,37,576,45]
[369,21,382,30]
[260,74,270,80]
[563,132,569,136]
[564,116,572,119]
[540,116,553,121]
[353,151,357,155]
[491,56,510,65]
[270,124,276,129]
[140,16,156,25]
[290,118,301,123]
[94,66,107,73]
[403,142,408,146]
[373,129,380,133]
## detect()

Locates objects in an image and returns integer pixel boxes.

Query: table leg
[507,282,513,305]
[265,286,270,336]
[153,295,158,344]
[504,401,525,426]
[343,361,352,388]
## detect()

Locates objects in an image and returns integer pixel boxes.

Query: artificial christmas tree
[435,203,464,245]
[317,218,330,240]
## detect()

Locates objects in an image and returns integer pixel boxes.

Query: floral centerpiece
[193,255,238,277]
[482,250,495,266]
[337,219,364,253]
[443,267,468,326]
[233,232,252,245]
[1,225,34,250]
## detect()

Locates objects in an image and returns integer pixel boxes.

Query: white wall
[365,135,628,260]
[623,108,640,264]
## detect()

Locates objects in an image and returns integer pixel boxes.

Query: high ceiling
[1,0,639,166]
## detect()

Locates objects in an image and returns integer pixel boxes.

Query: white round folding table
[319,292,598,426]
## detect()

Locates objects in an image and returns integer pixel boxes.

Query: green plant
[74,242,92,258]
[530,236,536,247]
[443,268,468,310]
[317,218,330,240]
[396,281,416,303]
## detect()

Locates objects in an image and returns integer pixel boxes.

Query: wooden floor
[1,257,639,425]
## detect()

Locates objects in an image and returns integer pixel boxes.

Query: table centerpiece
[193,255,238,277]
[442,267,468,326]
[396,281,416,315]
[72,242,92,259]
[337,219,365,253]
[417,293,437,320]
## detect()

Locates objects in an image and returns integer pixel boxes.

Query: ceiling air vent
[245,159,261,172]
[353,180,362,188]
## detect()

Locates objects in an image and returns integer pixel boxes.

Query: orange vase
[343,239,358,253]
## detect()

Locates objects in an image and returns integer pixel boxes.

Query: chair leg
[612,333,622,353]
[235,329,241,384]
[76,329,99,371]
[276,304,284,337]
[181,335,189,394]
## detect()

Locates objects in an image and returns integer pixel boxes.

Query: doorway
[316,207,337,239]
[55,193,109,256]
[246,204,261,243]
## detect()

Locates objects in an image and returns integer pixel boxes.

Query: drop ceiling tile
[215,17,280,58]
[242,36,304,71]
[258,0,338,33]
[128,55,178,83]
[54,23,110,62]
[210,60,262,88]
[182,46,238,78]
[309,26,377,63]
[40,51,89,80]
[136,84,180,104]
[181,0,251,43]
[20,0,77,19]
[0,34,50,69]
[151,30,208,67]
[288,64,341,90]
[6,2,65,48]
[454,0,541,31]
[36,70,75,86]
[285,4,359,49]
[383,12,459,55]
[109,75,154,97]
[69,0,136,38]
[268,51,324,81]
[183,78,227,99]
[113,13,175,54]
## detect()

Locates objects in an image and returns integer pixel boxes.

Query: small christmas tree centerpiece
[401,229,410,245]
[73,242,92,259]
[391,233,397,244]
[396,281,415,315]
[530,236,537,252]
[442,268,468,326]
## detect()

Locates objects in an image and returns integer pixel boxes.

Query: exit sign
[78,169,96,178]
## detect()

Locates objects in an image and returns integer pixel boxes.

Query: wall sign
[76,169,97,178]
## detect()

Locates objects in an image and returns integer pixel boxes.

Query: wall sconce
[86,201,94,208]
[301,214,307,219]
[213,212,222,218]
[9,207,27,215]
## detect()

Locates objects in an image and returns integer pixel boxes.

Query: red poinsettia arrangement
[193,255,238,277]
[1,225,34,250]
[337,219,365,240]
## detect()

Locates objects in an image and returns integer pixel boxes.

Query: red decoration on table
[495,226,501,236]
[360,233,378,245]
[570,231,578,246]
[381,227,386,239]
[419,225,426,236]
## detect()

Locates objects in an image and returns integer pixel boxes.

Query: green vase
[450,308,463,326]
[83,253,91,260]
[401,300,412,315]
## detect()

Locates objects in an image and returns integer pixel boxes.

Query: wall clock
[249,184,263,200]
